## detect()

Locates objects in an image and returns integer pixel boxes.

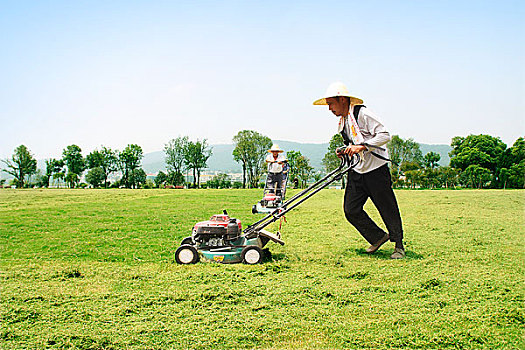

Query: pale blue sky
[1,0,523,159]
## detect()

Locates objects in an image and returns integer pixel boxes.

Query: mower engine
[262,193,281,208]
[192,214,242,247]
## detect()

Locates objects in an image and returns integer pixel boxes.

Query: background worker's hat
[313,82,364,105]
[268,144,284,153]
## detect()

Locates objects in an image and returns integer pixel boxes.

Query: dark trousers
[344,164,403,244]
[268,172,283,195]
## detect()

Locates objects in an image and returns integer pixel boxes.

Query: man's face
[326,97,346,117]
[271,151,280,157]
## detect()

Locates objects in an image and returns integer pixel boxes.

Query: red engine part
[263,193,278,201]
[193,214,242,231]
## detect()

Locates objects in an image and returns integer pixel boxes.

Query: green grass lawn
[1,189,523,349]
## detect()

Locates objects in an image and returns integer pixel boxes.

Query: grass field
[1,189,523,349]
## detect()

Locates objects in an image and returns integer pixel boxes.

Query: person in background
[265,144,286,196]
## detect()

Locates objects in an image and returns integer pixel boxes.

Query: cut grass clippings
[0,189,523,349]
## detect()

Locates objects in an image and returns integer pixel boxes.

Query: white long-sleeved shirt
[341,106,391,174]
[266,153,286,173]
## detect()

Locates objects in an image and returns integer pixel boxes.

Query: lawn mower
[252,162,290,214]
[175,149,359,265]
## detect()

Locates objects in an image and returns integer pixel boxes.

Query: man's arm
[361,109,391,148]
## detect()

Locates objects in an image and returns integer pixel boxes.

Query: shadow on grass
[263,250,286,263]
[353,248,424,260]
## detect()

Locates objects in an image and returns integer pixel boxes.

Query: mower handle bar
[244,149,359,236]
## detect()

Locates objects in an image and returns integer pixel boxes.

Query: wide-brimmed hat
[268,144,283,153]
[313,82,363,106]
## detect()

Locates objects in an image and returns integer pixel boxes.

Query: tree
[450,134,509,189]
[154,171,167,188]
[167,171,185,187]
[86,147,117,188]
[42,160,53,188]
[322,134,346,188]
[86,150,103,169]
[232,130,272,188]
[218,173,232,188]
[287,150,313,188]
[506,163,525,189]
[49,159,65,188]
[322,134,344,172]
[497,137,524,189]
[85,167,105,188]
[184,139,212,188]
[43,159,65,188]
[449,135,506,173]
[509,137,525,161]
[232,131,250,188]
[460,164,492,189]
[498,168,510,189]
[31,169,47,188]
[387,136,423,167]
[437,166,459,189]
[2,145,37,188]
[400,161,421,173]
[387,136,423,186]
[62,145,85,188]
[65,172,79,188]
[118,144,143,188]
[423,151,441,169]
[165,137,189,187]
[53,172,65,188]
[312,171,323,182]
[208,173,232,189]
[130,168,147,189]
[404,169,422,189]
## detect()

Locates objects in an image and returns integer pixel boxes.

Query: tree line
[322,134,524,189]
[2,144,146,189]
[1,138,213,189]
[2,133,523,190]
[2,129,317,189]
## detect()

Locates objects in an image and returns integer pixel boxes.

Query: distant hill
[142,140,451,174]
[419,144,452,166]
[141,140,328,174]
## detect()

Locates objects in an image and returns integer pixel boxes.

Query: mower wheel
[180,236,193,245]
[252,205,257,214]
[241,246,263,265]
[175,245,199,264]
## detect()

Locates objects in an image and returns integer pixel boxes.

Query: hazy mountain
[141,141,328,174]
[419,144,452,166]
[142,140,452,174]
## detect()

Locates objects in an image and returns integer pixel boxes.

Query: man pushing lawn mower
[314,82,405,259]
[175,82,404,264]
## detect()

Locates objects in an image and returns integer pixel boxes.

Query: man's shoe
[366,234,389,254]
[391,248,405,259]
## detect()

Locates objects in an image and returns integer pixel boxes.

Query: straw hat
[268,144,284,153]
[313,82,363,106]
